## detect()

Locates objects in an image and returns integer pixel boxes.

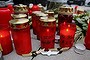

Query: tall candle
[60,23,76,48]
[10,19,32,55]
[40,17,56,50]
[0,25,13,55]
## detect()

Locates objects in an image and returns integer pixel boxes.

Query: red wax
[60,23,76,48]
[0,7,12,26]
[0,25,13,55]
[40,21,56,50]
[85,22,90,50]
[11,26,32,55]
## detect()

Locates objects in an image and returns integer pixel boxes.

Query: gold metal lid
[13,14,27,19]
[14,4,27,7]
[9,18,29,29]
[40,17,56,22]
[9,18,29,24]
[59,6,73,15]
[32,11,48,17]
[14,4,28,13]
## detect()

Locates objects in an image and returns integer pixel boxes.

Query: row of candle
[32,10,76,51]
[0,4,76,56]
[0,4,90,56]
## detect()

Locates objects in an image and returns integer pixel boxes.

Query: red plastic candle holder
[0,25,13,55]
[10,19,32,55]
[58,6,73,34]
[40,18,56,50]
[84,21,90,50]
[60,23,76,48]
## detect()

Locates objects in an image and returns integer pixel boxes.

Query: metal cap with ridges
[59,6,73,15]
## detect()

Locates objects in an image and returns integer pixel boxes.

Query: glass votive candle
[9,19,32,55]
[40,17,56,51]
[0,24,13,55]
[60,23,76,48]
[36,13,48,40]
[58,6,73,34]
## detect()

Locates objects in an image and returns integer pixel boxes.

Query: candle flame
[66,29,69,32]
[68,25,70,27]
[47,29,49,32]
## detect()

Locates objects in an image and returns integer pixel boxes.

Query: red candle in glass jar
[0,7,11,26]
[60,23,76,48]
[36,13,48,40]
[84,21,90,50]
[0,25,13,55]
[32,11,47,35]
[58,6,73,34]
[40,17,56,50]
[10,19,32,55]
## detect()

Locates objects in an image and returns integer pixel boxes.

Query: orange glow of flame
[66,29,69,32]
[0,35,3,38]
[47,29,49,32]
[68,25,70,27]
